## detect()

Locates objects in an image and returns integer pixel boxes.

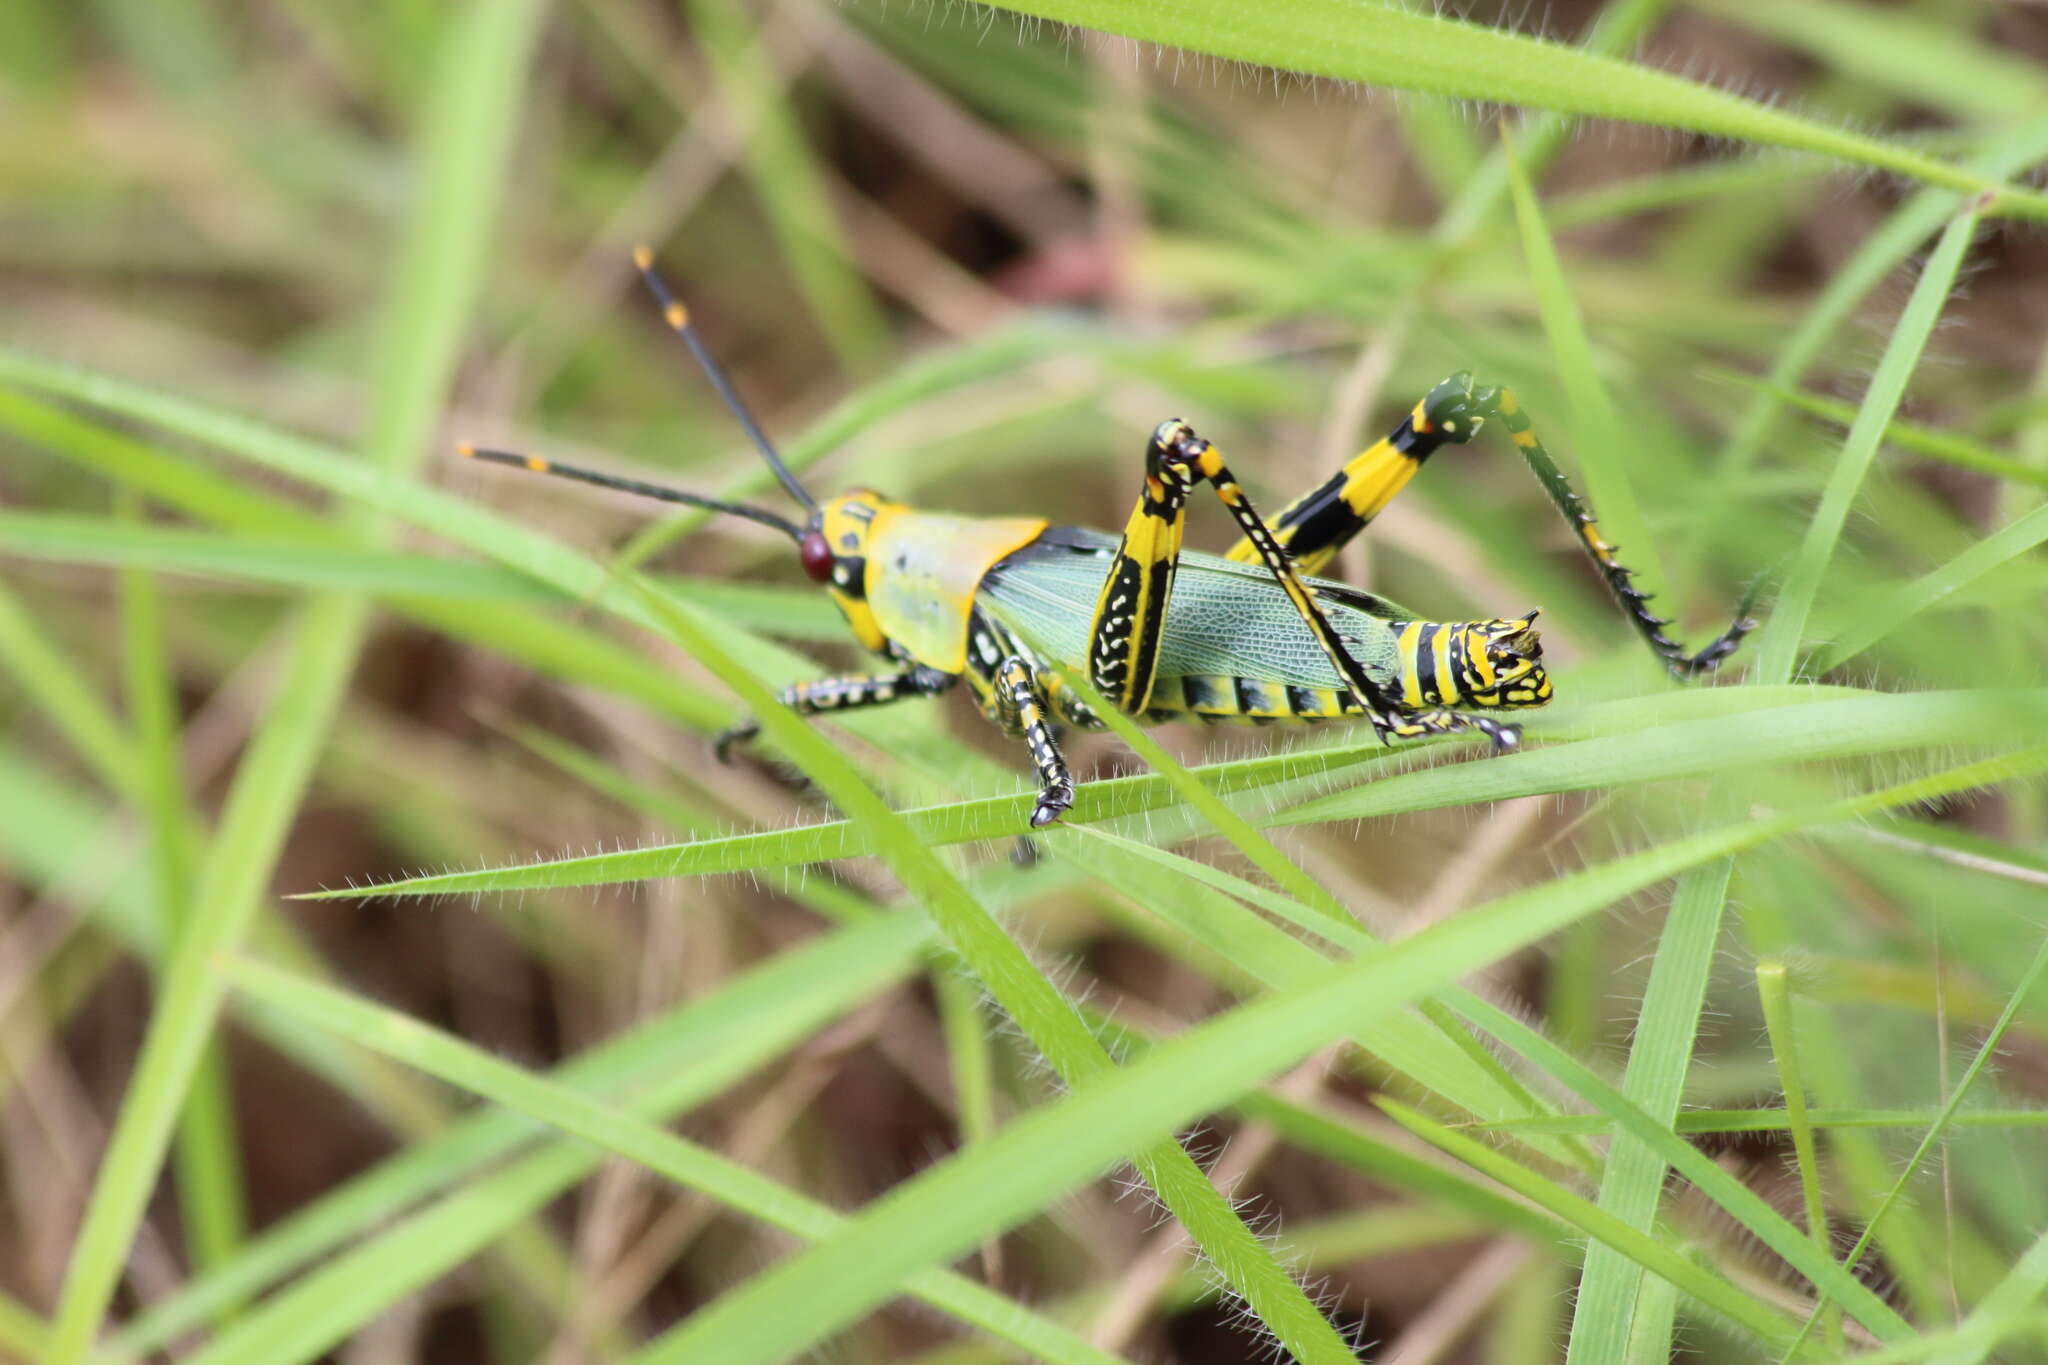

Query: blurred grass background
[5,0,2048,1361]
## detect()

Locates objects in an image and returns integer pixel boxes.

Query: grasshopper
[465,250,1755,828]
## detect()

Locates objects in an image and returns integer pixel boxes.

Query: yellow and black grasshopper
[465,250,1756,828]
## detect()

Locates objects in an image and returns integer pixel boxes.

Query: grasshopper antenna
[633,245,818,512]
[459,444,804,541]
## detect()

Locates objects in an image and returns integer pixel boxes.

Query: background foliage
[4,0,2048,1361]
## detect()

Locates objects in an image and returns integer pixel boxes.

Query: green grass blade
[118,505,248,1287]
[1565,860,1733,1365]
[1695,114,2048,555]
[1477,1108,2048,1137]
[1798,932,2048,1348]
[1427,0,1676,241]
[0,511,847,639]
[1922,1231,2048,1365]
[971,0,2048,218]
[621,579,1363,1364]
[222,956,1134,1365]
[1278,688,2048,826]
[1754,198,1986,682]
[1502,123,1668,608]
[0,579,137,796]
[992,605,1569,1161]
[300,688,2048,899]
[1716,374,2048,492]
[353,0,547,488]
[0,385,335,538]
[0,1292,49,1364]
[1446,972,1919,1344]
[1379,1099,1804,1350]
[43,0,547,1352]
[0,354,849,708]
[46,597,371,1363]
[1059,825,1585,1168]
[107,910,933,1361]
[1695,0,2048,124]
[293,733,1388,896]
[1758,960,1842,1352]
[683,0,889,372]
[625,751,2037,1365]
[1810,502,2048,673]
[181,1143,604,1365]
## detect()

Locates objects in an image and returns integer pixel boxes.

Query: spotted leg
[716,665,956,762]
[989,655,1075,828]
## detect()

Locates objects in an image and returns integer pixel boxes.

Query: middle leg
[988,654,1075,828]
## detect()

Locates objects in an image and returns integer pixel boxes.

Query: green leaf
[619,580,1363,1364]
[966,0,2048,218]
[221,956,1135,1365]
[43,1,549,1354]
[629,750,2044,1363]
[1381,1099,1805,1349]
[109,910,935,1361]
[47,598,372,1363]
[1565,861,1732,1364]
[1754,199,1987,681]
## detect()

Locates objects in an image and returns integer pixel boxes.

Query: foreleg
[716,666,956,762]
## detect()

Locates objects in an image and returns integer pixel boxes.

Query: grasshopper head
[812,490,891,581]
[804,490,896,652]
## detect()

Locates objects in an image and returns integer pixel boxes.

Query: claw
[714,721,758,765]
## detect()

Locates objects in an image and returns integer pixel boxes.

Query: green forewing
[983,527,1411,690]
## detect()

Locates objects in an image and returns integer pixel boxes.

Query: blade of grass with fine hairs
[621,579,1365,1364]
[630,749,2046,1365]
[1755,197,1987,682]
[293,686,2048,901]
[221,957,1135,1365]
[1047,823,1914,1342]
[969,0,2048,216]
[107,908,938,1360]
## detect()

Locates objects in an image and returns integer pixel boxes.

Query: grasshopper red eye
[799,530,835,582]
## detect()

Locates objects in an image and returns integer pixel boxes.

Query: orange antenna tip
[457,442,478,458]
[632,244,654,271]
[664,301,689,331]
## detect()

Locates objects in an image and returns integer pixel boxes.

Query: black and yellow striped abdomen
[1139,674,1366,725]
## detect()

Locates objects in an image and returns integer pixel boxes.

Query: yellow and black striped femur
[468,255,1758,831]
